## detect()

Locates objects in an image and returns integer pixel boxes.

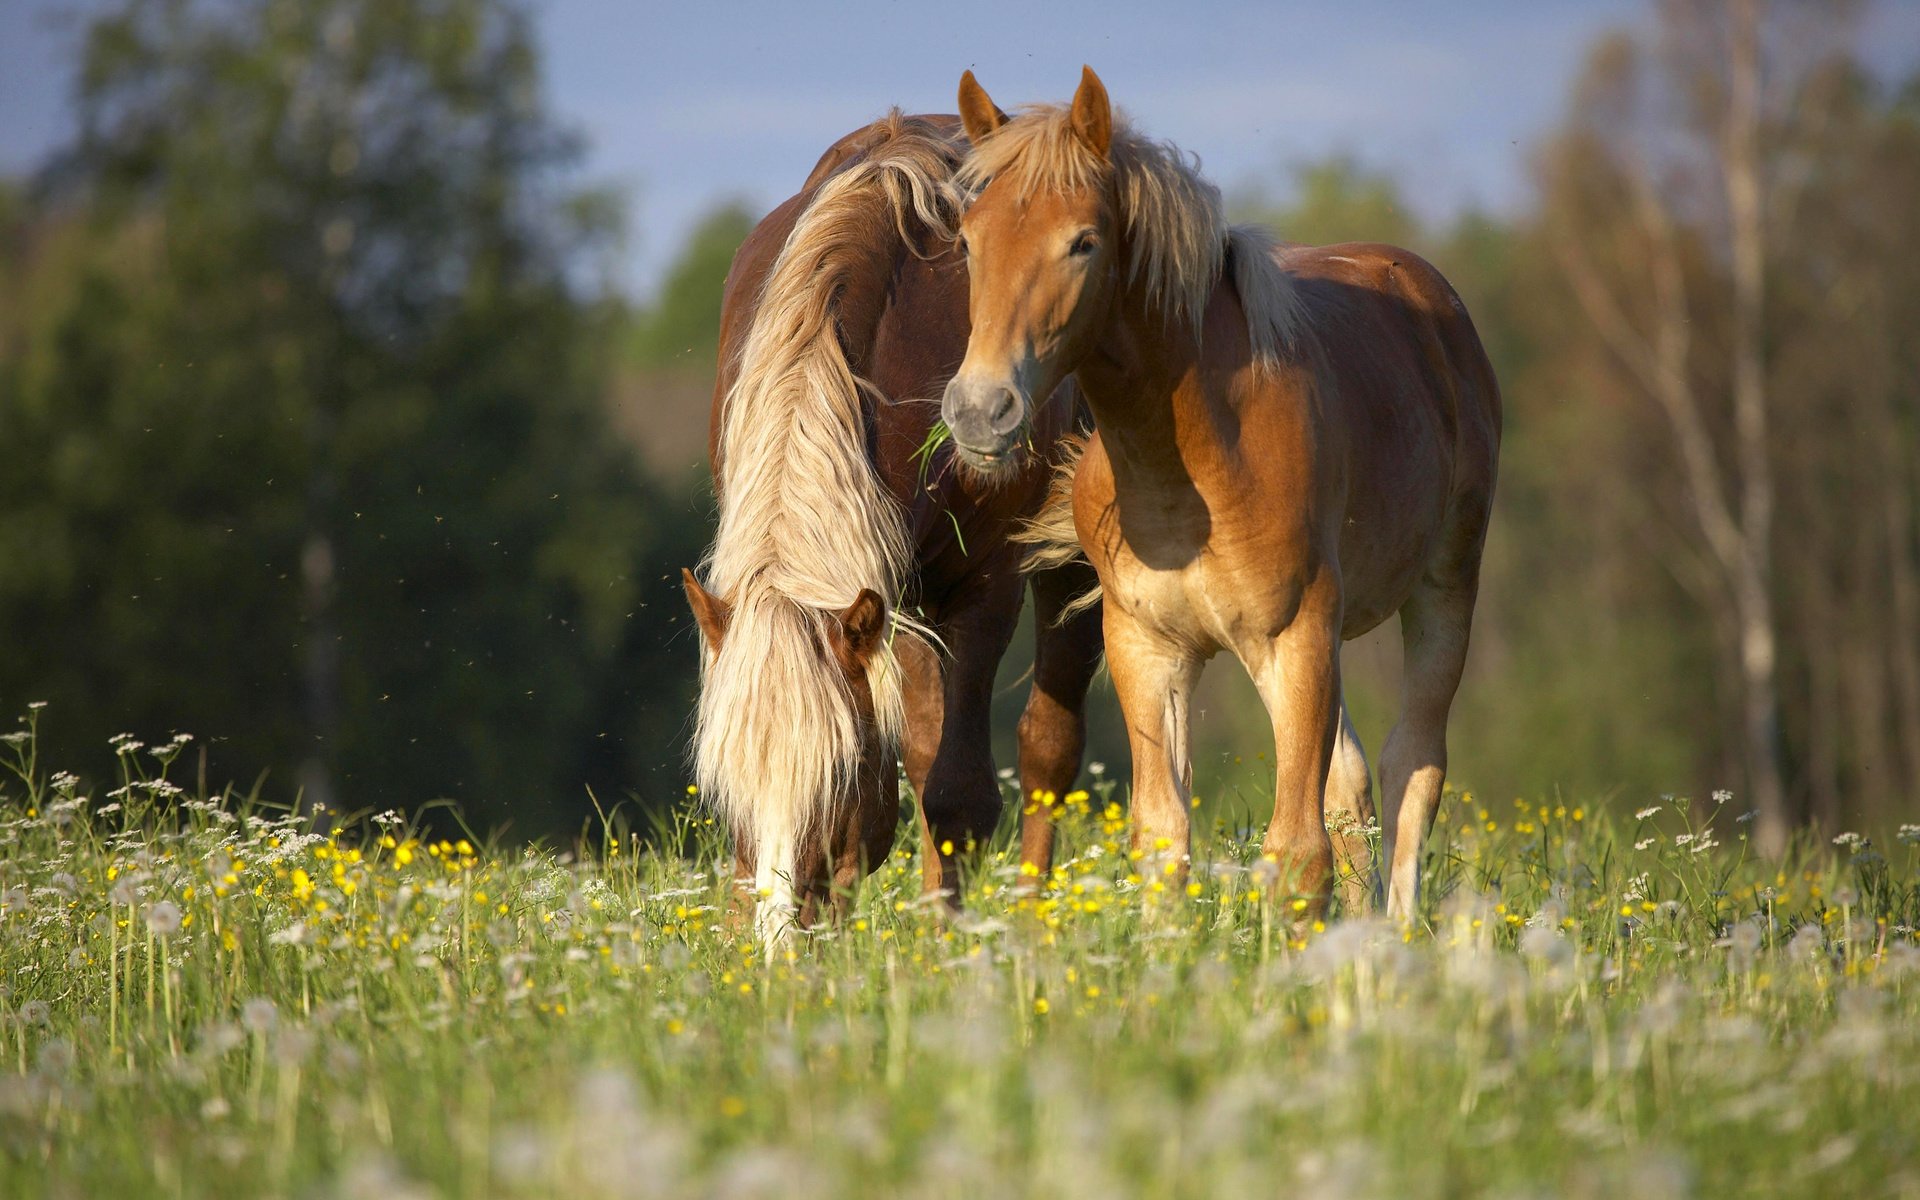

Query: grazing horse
[681,111,1103,940]
[944,70,1500,922]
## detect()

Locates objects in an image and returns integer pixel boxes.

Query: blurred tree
[0,0,704,833]
[1531,0,1920,836]
[1231,155,1419,248]
[627,203,756,371]
[610,202,757,481]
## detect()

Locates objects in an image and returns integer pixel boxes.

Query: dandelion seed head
[145,900,183,936]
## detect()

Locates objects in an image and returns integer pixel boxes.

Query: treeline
[1212,4,1920,837]
[0,0,706,836]
[3,0,1915,838]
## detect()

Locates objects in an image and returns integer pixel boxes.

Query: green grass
[3,704,1919,1198]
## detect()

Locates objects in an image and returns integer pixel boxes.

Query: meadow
[2,702,1917,1199]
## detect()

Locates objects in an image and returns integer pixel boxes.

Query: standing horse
[943,70,1500,922]
[681,111,1103,940]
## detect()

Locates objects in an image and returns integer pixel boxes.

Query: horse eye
[1068,231,1098,257]
[956,235,970,258]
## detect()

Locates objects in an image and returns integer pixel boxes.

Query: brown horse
[944,70,1500,922]
[681,111,1103,940]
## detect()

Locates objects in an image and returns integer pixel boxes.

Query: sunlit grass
[2,704,1917,1197]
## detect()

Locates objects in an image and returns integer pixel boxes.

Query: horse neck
[1072,280,1223,487]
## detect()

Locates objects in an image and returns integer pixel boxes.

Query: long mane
[693,112,958,929]
[956,104,1299,365]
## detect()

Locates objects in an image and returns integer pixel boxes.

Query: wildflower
[242,998,279,1033]
[1788,924,1827,963]
[1635,807,1661,821]
[1712,789,1732,805]
[1088,761,1106,777]
[1832,831,1867,851]
[35,1039,75,1078]
[145,900,183,936]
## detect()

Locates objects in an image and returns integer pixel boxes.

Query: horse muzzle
[941,375,1028,471]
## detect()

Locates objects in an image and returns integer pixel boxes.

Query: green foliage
[0,0,702,832]
[626,203,756,370]
[1232,154,1420,247]
[1,711,1915,1196]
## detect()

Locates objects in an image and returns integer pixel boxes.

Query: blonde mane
[957,105,1298,365]
[694,112,959,932]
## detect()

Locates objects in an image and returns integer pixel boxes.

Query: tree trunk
[1726,0,1789,855]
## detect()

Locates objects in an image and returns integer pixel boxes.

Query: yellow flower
[1033,997,1050,1015]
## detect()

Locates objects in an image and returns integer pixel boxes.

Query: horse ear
[834,589,889,666]
[681,568,731,650]
[1069,65,1112,158]
[957,70,1007,145]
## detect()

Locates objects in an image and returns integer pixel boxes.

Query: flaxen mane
[956,104,1300,364]
[694,112,959,928]
[975,107,1301,599]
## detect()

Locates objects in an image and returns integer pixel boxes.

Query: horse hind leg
[1380,579,1478,925]
[1324,696,1379,913]
[1016,560,1104,883]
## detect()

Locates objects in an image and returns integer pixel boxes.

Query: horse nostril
[988,388,1020,435]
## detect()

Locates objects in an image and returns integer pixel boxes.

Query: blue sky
[5,0,1918,300]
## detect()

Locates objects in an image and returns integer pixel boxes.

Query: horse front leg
[1249,600,1342,925]
[1104,608,1204,888]
[1016,559,1104,884]
[912,582,1021,903]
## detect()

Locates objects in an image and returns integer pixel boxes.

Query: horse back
[709,113,961,486]
[1276,242,1503,627]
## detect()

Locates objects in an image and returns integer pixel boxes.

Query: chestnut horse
[681,111,1102,940]
[945,70,1500,922]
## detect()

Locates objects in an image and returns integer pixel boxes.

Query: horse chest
[1103,551,1283,653]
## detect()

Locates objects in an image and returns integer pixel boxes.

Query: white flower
[145,901,183,936]
[1712,789,1732,805]
[1635,807,1661,821]
[241,998,279,1033]
[1088,761,1106,777]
